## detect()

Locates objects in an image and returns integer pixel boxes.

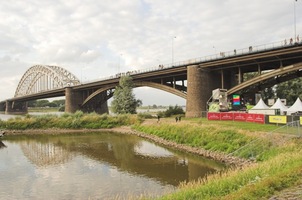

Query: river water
[0,131,225,199]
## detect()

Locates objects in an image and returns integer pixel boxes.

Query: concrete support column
[238,67,242,84]
[5,101,13,114]
[0,102,5,112]
[5,100,28,115]
[65,87,82,113]
[186,65,220,117]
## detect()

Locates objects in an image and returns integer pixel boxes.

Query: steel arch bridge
[15,65,80,97]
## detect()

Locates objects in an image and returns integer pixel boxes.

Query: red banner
[253,114,265,124]
[233,113,247,121]
[246,113,255,122]
[220,113,234,120]
[207,112,221,120]
[207,112,265,124]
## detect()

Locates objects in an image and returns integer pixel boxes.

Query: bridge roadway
[1,40,302,117]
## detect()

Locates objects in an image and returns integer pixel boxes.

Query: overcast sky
[0,0,301,106]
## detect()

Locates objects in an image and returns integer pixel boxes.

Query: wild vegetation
[0,111,140,130]
[131,118,302,199]
[157,105,185,117]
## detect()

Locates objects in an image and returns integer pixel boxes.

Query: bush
[158,105,185,117]
[0,112,140,130]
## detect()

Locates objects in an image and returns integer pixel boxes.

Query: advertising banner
[220,113,233,120]
[233,113,247,121]
[269,116,287,124]
[207,112,265,124]
[207,112,221,120]
[246,113,255,122]
[253,114,265,124]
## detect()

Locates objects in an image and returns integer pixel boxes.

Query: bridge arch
[227,62,302,95]
[15,65,80,97]
[81,81,187,107]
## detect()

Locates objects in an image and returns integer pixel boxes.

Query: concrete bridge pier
[5,100,28,115]
[65,87,83,113]
[65,87,109,114]
[186,65,220,117]
[81,90,109,114]
[0,102,5,112]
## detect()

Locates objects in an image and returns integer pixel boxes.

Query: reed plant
[159,148,302,200]
[0,111,139,130]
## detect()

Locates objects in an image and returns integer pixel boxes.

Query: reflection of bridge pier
[20,141,72,167]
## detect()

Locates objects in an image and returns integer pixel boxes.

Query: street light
[172,36,176,65]
[294,0,300,42]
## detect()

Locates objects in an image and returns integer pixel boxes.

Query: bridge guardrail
[83,35,302,84]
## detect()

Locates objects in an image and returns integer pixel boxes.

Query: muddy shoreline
[3,126,253,167]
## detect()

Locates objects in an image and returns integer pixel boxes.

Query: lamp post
[294,0,300,42]
[294,0,297,42]
[172,36,176,65]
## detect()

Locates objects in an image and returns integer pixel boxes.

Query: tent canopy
[287,97,302,115]
[250,98,269,109]
[270,98,288,113]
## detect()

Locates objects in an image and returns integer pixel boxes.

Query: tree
[259,87,275,104]
[28,100,37,107]
[52,99,65,107]
[164,105,185,117]
[111,76,142,114]
[275,78,302,105]
[36,100,50,107]
[243,72,275,104]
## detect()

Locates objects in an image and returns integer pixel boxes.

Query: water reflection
[0,132,225,199]
[20,142,72,167]
[0,140,6,149]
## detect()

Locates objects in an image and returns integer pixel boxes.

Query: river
[0,131,225,199]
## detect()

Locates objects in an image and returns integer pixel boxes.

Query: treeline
[28,99,65,108]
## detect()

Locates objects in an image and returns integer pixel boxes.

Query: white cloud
[0,0,301,105]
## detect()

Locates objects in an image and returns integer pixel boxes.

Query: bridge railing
[84,36,301,84]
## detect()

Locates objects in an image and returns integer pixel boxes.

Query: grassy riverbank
[1,113,302,199]
[132,118,302,199]
[0,111,140,130]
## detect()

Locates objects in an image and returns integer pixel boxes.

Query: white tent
[250,98,269,109]
[249,98,274,114]
[286,98,302,115]
[270,98,288,114]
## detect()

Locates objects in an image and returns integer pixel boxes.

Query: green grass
[159,148,302,200]
[0,111,140,130]
[185,118,278,132]
[131,118,302,200]
[132,121,281,161]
